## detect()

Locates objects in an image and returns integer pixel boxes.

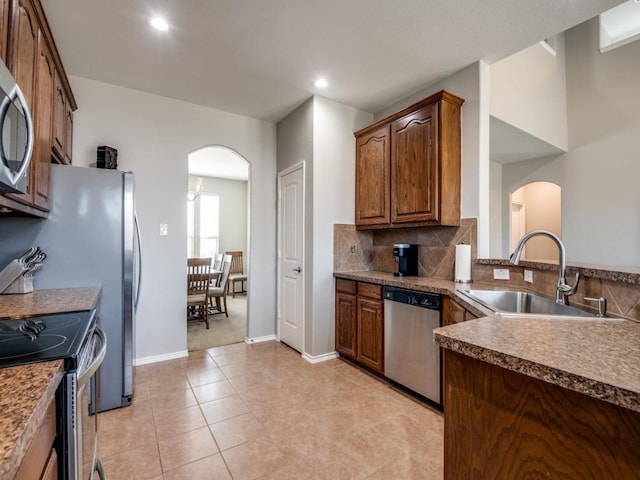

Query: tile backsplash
[334,218,477,279]
[473,263,640,322]
[334,219,639,322]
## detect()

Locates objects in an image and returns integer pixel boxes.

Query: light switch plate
[493,268,510,280]
[160,223,169,236]
[524,270,534,283]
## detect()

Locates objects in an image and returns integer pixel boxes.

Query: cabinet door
[357,297,384,373]
[355,126,390,227]
[64,99,73,164]
[5,0,38,206]
[32,30,53,210]
[52,70,65,161]
[443,297,466,326]
[390,104,438,224]
[0,0,9,62]
[335,292,357,358]
[41,449,58,480]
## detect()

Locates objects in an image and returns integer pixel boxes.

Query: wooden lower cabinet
[443,296,477,326]
[335,290,357,358]
[335,279,384,374]
[15,396,58,479]
[444,350,640,479]
[356,296,384,372]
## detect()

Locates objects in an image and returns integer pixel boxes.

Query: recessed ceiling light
[150,17,169,31]
[314,78,329,88]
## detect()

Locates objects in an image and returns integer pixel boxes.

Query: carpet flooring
[187,295,247,351]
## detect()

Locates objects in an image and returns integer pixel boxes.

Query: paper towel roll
[455,244,472,283]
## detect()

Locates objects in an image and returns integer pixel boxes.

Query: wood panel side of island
[444,350,640,479]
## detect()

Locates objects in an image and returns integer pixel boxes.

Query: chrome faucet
[509,230,580,305]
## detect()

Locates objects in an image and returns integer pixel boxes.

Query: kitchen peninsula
[434,315,640,479]
[335,269,640,478]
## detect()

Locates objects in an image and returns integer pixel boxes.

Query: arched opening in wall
[509,181,561,262]
[186,146,250,351]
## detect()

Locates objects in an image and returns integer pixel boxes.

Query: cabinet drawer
[336,278,357,294]
[357,282,382,300]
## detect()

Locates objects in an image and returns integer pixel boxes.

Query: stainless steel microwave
[0,58,34,194]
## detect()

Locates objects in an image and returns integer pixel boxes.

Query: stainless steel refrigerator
[0,164,141,412]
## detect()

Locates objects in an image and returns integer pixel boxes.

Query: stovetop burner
[0,310,96,370]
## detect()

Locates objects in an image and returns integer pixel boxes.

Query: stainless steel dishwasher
[384,286,442,408]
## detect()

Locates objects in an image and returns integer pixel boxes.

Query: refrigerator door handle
[134,212,142,311]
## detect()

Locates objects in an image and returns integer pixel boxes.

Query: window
[187,193,220,258]
[199,194,220,257]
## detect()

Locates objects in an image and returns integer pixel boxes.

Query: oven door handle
[78,327,107,387]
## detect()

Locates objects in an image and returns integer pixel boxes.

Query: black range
[0,310,96,370]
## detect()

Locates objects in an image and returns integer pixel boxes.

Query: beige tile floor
[97,341,444,479]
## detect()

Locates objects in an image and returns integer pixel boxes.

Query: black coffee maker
[392,244,418,277]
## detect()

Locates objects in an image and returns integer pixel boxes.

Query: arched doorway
[510,181,561,262]
[186,146,250,350]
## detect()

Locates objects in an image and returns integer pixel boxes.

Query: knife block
[2,276,33,294]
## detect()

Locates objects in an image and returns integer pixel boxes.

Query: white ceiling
[41,0,622,123]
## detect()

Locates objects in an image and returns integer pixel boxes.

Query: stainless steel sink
[459,289,595,317]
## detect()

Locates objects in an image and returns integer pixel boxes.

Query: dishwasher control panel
[384,286,441,310]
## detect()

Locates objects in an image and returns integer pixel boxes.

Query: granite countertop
[434,315,640,413]
[334,270,640,413]
[0,361,64,479]
[334,270,492,317]
[0,286,102,317]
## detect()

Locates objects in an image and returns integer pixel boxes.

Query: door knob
[293,267,301,273]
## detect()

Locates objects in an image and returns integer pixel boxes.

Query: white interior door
[278,164,304,353]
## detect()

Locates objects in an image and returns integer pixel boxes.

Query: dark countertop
[0,361,64,479]
[333,270,492,317]
[0,286,102,317]
[335,270,640,413]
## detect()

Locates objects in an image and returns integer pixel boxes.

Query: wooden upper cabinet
[391,104,437,224]
[354,90,464,229]
[0,0,9,62]
[9,0,36,106]
[0,0,77,216]
[52,68,73,164]
[32,30,53,210]
[64,99,73,164]
[355,125,390,226]
[4,0,38,207]
[52,70,65,160]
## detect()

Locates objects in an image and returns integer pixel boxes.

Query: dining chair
[207,254,232,317]
[187,257,212,328]
[226,250,247,297]
[210,253,224,287]
[212,253,223,272]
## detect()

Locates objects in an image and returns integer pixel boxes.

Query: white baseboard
[134,350,189,366]
[245,334,277,344]
[302,351,339,364]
